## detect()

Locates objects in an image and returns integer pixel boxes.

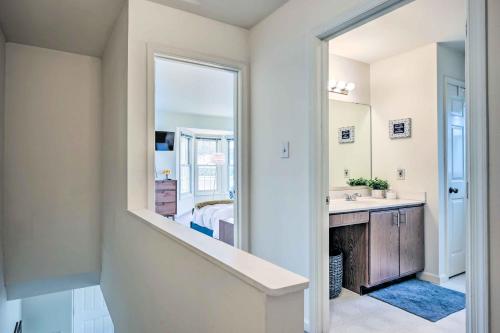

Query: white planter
[371,189,386,199]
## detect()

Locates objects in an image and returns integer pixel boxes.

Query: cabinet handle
[393,212,400,227]
[400,211,407,224]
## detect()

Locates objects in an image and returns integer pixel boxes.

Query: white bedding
[192,203,233,239]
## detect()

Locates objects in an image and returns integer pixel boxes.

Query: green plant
[347,177,369,186]
[367,177,389,190]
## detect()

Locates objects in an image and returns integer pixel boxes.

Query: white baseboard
[418,271,449,285]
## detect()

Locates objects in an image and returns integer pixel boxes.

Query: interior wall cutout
[153,54,240,247]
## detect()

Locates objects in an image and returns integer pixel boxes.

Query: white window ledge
[128,209,309,296]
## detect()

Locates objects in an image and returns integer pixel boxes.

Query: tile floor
[329,274,466,333]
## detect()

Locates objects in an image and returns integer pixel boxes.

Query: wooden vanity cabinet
[399,206,425,275]
[330,204,424,293]
[368,206,425,287]
[369,210,400,285]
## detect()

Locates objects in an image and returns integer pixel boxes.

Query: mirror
[329,100,372,189]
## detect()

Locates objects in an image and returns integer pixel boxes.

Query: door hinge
[326,196,330,205]
[466,182,470,199]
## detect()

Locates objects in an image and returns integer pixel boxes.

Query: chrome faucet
[345,193,361,201]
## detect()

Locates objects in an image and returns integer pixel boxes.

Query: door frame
[444,76,467,279]
[146,44,250,251]
[308,1,489,332]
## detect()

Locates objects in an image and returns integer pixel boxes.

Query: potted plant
[347,177,369,187]
[368,178,389,198]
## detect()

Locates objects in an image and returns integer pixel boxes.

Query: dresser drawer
[156,190,176,203]
[156,202,176,216]
[330,211,369,227]
[156,180,176,190]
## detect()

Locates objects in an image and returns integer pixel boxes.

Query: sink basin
[329,197,425,214]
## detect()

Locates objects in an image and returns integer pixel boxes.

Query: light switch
[397,168,406,180]
[344,169,350,178]
[281,141,290,158]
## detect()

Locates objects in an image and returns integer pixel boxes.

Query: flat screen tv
[155,131,175,151]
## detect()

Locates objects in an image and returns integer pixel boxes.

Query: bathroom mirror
[329,100,372,189]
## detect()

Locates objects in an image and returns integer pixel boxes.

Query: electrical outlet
[344,169,350,178]
[397,168,406,180]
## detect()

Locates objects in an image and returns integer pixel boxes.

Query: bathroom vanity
[329,197,425,294]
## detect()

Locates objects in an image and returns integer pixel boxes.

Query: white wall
[156,112,234,132]
[22,290,72,333]
[329,54,371,105]
[371,44,442,279]
[100,4,128,328]
[101,3,307,333]
[0,27,23,333]
[127,0,249,210]
[3,43,102,298]
[488,0,500,330]
[329,100,371,188]
[370,44,464,281]
[249,0,383,326]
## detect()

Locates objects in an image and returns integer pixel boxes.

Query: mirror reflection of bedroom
[154,56,238,246]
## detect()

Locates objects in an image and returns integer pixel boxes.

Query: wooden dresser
[155,180,177,218]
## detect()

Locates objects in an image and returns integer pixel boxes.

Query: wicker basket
[329,251,343,299]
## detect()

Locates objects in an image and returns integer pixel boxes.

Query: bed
[190,200,234,244]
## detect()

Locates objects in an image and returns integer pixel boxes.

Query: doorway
[309,0,488,332]
[148,46,249,250]
[445,78,467,279]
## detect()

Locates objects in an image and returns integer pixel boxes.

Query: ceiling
[0,0,288,56]
[148,0,289,29]
[155,57,236,118]
[0,0,125,57]
[330,0,466,64]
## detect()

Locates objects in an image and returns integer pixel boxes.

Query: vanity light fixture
[329,80,356,95]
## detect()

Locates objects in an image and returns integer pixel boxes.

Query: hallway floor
[329,274,466,333]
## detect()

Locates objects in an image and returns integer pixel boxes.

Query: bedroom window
[179,134,192,195]
[196,138,219,192]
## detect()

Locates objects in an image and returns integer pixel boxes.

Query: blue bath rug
[368,279,465,322]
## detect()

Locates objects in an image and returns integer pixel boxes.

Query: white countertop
[330,197,425,214]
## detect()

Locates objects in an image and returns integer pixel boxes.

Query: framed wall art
[389,118,411,139]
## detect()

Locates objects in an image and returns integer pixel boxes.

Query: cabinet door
[399,206,425,275]
[369,210,400,285]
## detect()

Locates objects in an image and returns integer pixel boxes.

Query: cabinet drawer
[156,202,176,216]
[330,211,369,227]
[156,180,177,190]
[155,190,176,203]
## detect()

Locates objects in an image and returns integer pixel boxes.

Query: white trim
[465,0,489,331]
[418,271,450,285]
[307,36,330,333]
[308,1,489,332]
[146,44,250,251]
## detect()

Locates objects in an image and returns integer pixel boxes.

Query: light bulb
[346,82,356,91]
[329,80,337,90]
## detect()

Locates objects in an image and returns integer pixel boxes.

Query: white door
[446,79,467,278]
[73,286,114,333]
